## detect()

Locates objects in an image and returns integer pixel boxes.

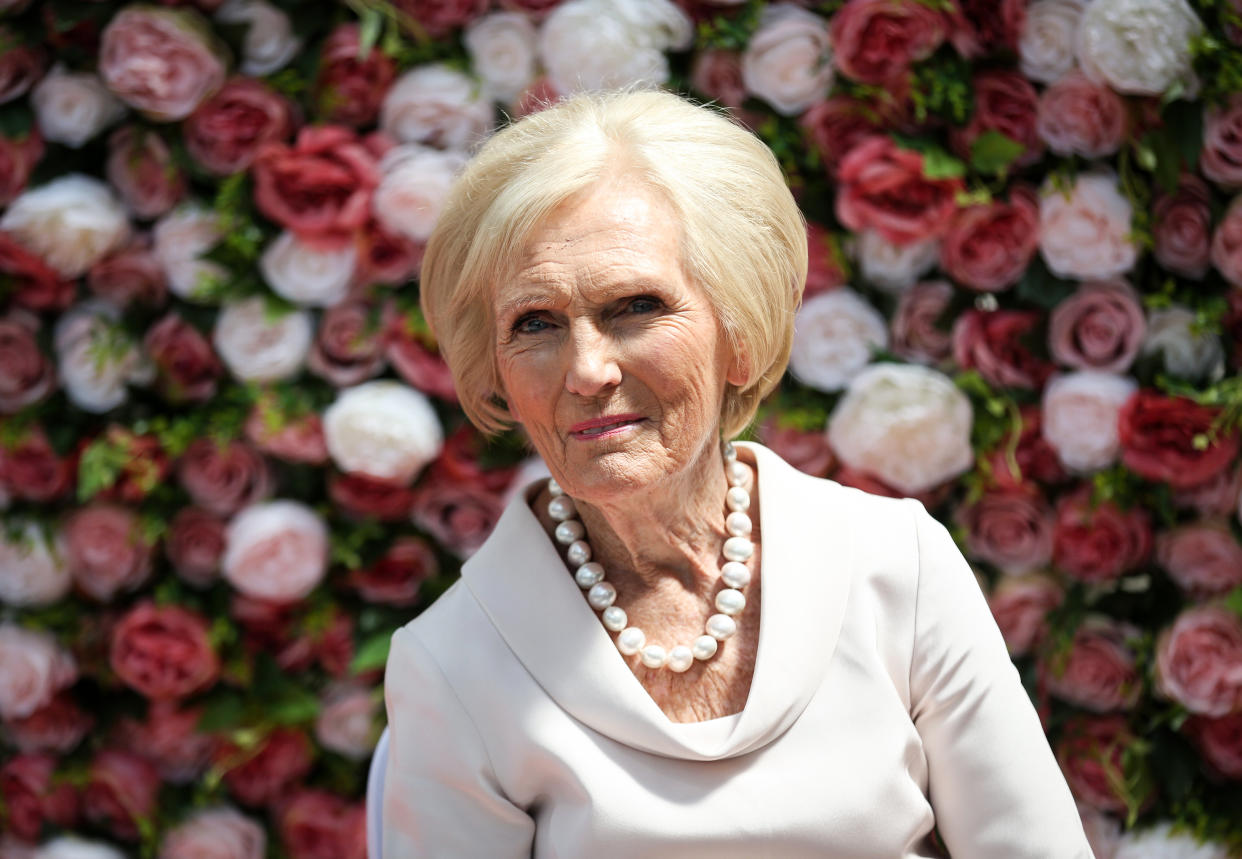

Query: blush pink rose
[83,748,160,841]
[890,279,954,365]
[0,626,76,722]
[1173,465,1242,518]
[165,507,226,588]
[1185,714,1242,780]
[1039,172,1138,281]
[1036,71,1127,159]
[313,24,396,128]
[214,727,313,808]
[1042,617,1142,713]
[953,309,1055,390]
[160,806,266,859]
[314,683,379,761]
[1056,716,1147,814]
[105,126,186,219]
[307,300,386,387]
[952,69,1042,166]
[1047,279,1147,373]
[221,501,328,603]
[277,789,366,859]
[1118,392,1241,490]
[2,692,92,754]
[836,135,964,245]
[114,701,213,784]
[144,313,222,403]
[88,234,168,308]
[957,485,1055,574]
[0,753,79,843]
[940,187,1039,292]
[1155,605,1242,717]
[63,504,153,603]
[0,130,44,208]
[109,602,220,699]
[1153,175,1213,279]
[1211,195,1242,287]
[348,536,438,606]
[412,474,506,558]
[1052,486,1151,584]
[184,77,295,176]
[1202,94,1242,191]
[0,311,55,414]
[177,439,271,517]
[988,574,1064,657]
[829,0,946,86]
[1156,521,1242,598]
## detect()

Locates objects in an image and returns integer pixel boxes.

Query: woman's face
[493,180,745,505]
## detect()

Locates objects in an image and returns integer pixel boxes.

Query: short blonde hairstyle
[420,89,807,439]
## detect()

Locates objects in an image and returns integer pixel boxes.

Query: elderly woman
[380,90,1092,857]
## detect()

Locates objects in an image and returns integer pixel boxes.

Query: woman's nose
[564,326,622,397]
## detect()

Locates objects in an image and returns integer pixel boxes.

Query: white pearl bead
[555,520,584,545]
[723,442,736,461]
[547,477,563,496]
[566,539,592,566]
[726,486,750,512]
[575,562,604,589]
[587,581,616,610]
[667,645,694,673]
[715,588,746,616]
[727,460,748,487]
[706,613,737,640]
[640,644,667,669]
[721,561,751,589]
[602,605,627,631]
[692,635,718,660]
[722,536,753,562]
[547,495,576,522]
[617,626,645,655]
[726,511,751,538]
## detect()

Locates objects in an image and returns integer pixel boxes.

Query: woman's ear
[727,349,751,388]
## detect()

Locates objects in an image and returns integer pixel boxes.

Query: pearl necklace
[545,442,754,672]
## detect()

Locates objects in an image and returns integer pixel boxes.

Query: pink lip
[569,414,645,439]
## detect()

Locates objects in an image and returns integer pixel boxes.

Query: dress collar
[460,442,854,761]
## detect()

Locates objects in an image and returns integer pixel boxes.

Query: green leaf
[969,131,1025,177]
[197,692,248,732]
[77,436,130,502]
[351,629,396,675]
[358,7,383,58]
[1015,256,1076,310]
[892,134,965,180]
[1225,586,1242,620]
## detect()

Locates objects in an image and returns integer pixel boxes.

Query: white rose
[1077,0,1203,96]
[212,296,312,383]
[1,175,130,279]
[259,231,356,308]
[1041,371,1137,473]
[159,807,265,859]
[53,300,152,413]
[1039,172,1138,280]
[1142,305,1226,381]
[215,0,301,77]
[1113,822,1229,859]
[314,683,379,761]
[855,230,940,293]
[323,380,443,484]
[539,0,692,94]
[0,624,77,720]
[222,500,328,602]
[372,145,469,244]
[153,203,228,301]
[465,12,539,104]
[741,3,833,116]
[827,362,974,494]
[380,64,494,150]
[33,839,127,859]
[30,65,126,149]
[0,523,71,608]
[789,288,888,392]
[1019,0,1086,84]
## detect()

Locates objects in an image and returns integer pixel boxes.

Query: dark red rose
[1041,618,1141,713]
[114,701,213,784]
[0,232,75,313]
[177,438,271,516]
[1036,70,1127,159]
[988,574,1063,657]
[87,233,168,308]
[244,401,329,465]
[1202,93,1242,191]
[348,536,438,607]
[165,506,226,588]
[433,424,518,494]
[357,218,423,286]
[64,504,154,603]
[1052,486,1151,583]
[1118,392,1241,489]
[1056,716,1149,814]
[835,135,964,245]
[952,309,1054,390]
[946,0,1025,57]
[85,426,170,505]
[804,96,913,177]
[83,748,161,841]
[328,471,417,521]
[391,0,487,38]
[1047,279,1146,373]
[144,313,221,403]
[308,300,386,387]
[1152,175,1213,279]
[891,279,953,365]
[0,130,43,207]
[956,485,1054,574]
[106,125,186,219]
[1186,714,1242,780]
[2,692,93,754]
[278,789,367,859]
[0,33,45,104]
[986,405,1066,488]
[0,753,78,842]
[829,0,946,86]
[0,426,71,503]
[804,221,847,297]
[951,69,1042,167]
[215,727,313,807]
[314,24,396,127]
[757,416,835,478]
[412,475,506,558]
[940,186,1039,292]
[385,303,457,401]
[231,597,352,675]
[110,601,220,699]
[184,77,295,176]
[251,125,381,248]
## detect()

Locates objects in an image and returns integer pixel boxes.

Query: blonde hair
[420,89,807,439]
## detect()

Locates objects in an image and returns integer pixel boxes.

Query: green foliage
[1190,31,1242,103]
[696,0,765,52]
[350,628,397,675]
[892,134,966,180]
[329,516,387,570]
[1157,373,1242,437]
[968,131,1026,178]
[953,370,1022,455]
[908,51,974,125]
[77,435,133,502]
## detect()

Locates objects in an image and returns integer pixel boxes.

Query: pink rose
[356,217,423,286]
[64,504,153,603]
[307,301,386,387]
[105,126,186,219]
[0,311,55,414]
[0,233,74,313]
[277,789,366,859]
[114,701,213,784]
[144,313,222,403]
[83,748,160,841]
[1042,617,1141,713]
[110,602,220,700]
[953,309,1054,390]
[244,401,329,465]
[314,683,379,760]
[1202,94,1242,191]
[160,807,266,859]
[829,0,946,86]
[957,485,1055,574]
[1157,521,1242,598]
[756,416,835,478]
[690,49,748,113]
[952,69,1042,166]
[1211,195,1242,287]
[1053,487,1151,584]
[214,727,313,808]
[946,0,1025,57]
[800,95,891,177]
[1173,465,1242,518]
[222,501,328,603]
[328,472,417,521]
[0,426,72,503]
[2,692,92,754]
[88,234,168,307]
[988,574,1063,657]
[0,131,44,208]
[313,24,396,127]
[1039,172,1138,281]
[1056,716,1147,814]
[384,303,458,400]
[184,77,295,176]
[348,536,437,606]
[1155,605,1242,717]
[0,753,79,843]
[99,6,226,121]
[178,439,271,517]
[392,0,487,38]
[890,279,953,365]
[940,187,1038,292]
[1036,71,1127,159]
[836,136,963,245]
[165,507,226,588]
[1047,280,1146,373]
[1152,175,1212,279]
[1185,714,1242,780]
[412,473,507,558]
[0,34,44,104]
[804,221,847,297]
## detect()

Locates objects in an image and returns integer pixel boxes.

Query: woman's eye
[513,314,550,334]
[626,296,661,315]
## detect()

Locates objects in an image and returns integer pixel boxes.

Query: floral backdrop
[1,0,1242,856]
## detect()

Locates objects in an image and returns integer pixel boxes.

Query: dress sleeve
[907,503,1093,859]
[382,626,535,858]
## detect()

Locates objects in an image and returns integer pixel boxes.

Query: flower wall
[1,0,1242,856]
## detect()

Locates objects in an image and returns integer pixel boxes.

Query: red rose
[1202,93,1242,191]
[252,125,381,248]
[1056,716,1148,814]
[87,234,168,308]
[1052,487,1151,583]
[988,574,1063,657]
[328,471,417,521]
[829,0,946,86]
[1157,521,1242,598]
[144,313,222,403]
[64,504,153,603]
[244,402,329,465]
[0,232,74,312]
[308,300,386,387]
[278,789,367,859]
[177,439,271,516]
[110,602,220,700]
[1155,605,1242,717]
[0,34,44,104]
[804,221,847,298]
[836,136,963,245]
[1035,70,1127,159]
[952,309,1054,390]
[985,404,1067,489]
[1041,617,1141,713]
[1152,175,1213,279]
[348,536,438,607]
[412,475,506,558]
[434,425,518,494]
[105,125,186,219]
[756,416,835,478]
[357,217,423,286]
[391,0,487,38]
[1047,280,1147,373]
[385,304,457,401]
[2,692,93,754]
[215,727,313,807]
[0,753,78,842]
[165,507,226,588]
[1186,714,1242,780]
[951,69,1042,167]
[184,77,295,176]
[114,701,213,783]
[0,426,72,503]
[946,0,1025,57]
[890,279,953,365]
[0,130,44,207]
[1118,392,1241,489]
[83,748,161,840]
[314,24,396,127]
[940,186,1039,292]
[956,485,1054,574]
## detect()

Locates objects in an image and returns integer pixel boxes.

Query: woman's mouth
[569,415,645,439]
